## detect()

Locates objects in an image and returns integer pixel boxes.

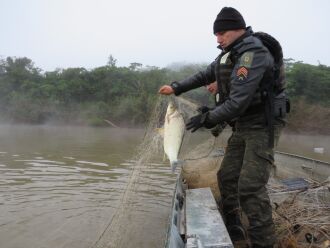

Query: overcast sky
[1,0,330,71]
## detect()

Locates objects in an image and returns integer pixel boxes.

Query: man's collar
[217,26,253,52]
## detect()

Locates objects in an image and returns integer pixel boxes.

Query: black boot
[225,214,247,242]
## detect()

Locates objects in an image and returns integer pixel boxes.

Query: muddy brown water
[0,125,176,248]
[0,125,328,248]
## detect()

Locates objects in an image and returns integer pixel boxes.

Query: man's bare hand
[158,85,174,95]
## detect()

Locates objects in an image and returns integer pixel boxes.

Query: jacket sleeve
[207,48,271,123]
[171,60,217,96]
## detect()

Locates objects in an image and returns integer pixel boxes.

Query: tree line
[0,56,329,132]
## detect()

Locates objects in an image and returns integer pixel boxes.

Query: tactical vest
[215,51,235,106]
[215,48,266,116]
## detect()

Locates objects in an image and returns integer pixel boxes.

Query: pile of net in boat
[268,178,330,248]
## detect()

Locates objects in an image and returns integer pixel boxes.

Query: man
[159,7,287,248]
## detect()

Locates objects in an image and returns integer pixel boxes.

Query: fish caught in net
[91,95,330,248]
[90,95,215,248]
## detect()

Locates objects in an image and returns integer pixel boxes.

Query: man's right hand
[158,85,174,95]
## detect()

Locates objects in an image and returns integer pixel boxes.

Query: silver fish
[164,101,185,172]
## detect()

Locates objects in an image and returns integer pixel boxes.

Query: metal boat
[165,150,330,248]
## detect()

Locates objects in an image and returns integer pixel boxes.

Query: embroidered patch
[239,52,254,68]
[236,66,248,81]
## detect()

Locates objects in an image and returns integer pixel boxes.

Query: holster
[274,92,290,118]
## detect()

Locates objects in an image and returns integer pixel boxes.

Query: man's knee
[238,173,266,197]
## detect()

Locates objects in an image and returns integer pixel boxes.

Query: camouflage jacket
[171,27,283,129]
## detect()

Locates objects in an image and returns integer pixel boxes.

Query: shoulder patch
[236,66,249,81]
[239,52,254,68]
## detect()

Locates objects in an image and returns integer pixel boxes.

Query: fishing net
[268,179,330,248]
[91,95,221,248]
[91,94,330,248]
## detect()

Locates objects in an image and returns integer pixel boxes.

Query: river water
[0,125,329,248]
[0,125,177,248]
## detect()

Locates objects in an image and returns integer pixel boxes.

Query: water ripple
[0,126,177,248]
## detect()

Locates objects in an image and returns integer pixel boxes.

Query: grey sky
[1,0,330,71]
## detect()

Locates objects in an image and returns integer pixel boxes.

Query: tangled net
[269,178,330,248]
[91,95,214,248]
[91,94,330,248]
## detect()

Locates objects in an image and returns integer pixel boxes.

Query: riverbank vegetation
[0,56,329,133]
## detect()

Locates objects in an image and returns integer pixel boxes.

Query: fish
[163,101,185,172]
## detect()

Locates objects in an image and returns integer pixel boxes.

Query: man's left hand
[186,112,216,132]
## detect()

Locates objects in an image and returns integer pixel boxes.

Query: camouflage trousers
[217,127,282,247]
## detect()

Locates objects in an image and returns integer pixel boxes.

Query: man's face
[215,30,243,49]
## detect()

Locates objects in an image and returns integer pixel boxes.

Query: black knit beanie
[213,7,246,34]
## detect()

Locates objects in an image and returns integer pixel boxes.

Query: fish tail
[171,160,184,172]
